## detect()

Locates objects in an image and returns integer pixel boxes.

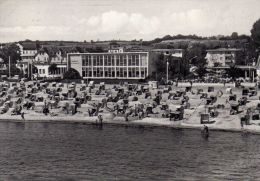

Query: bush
[63,68,81,79]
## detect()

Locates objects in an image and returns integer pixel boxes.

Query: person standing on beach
[21,112,25,120]
[98,115,103,124]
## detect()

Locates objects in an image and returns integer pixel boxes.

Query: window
[105,67,113,77]
[105,55,111,66]
[116,55,120,66]
[117,55,126,66]
[140,67,147,78]
[93,56,97,66]
[111,56,114,66]
[105,55,114,66]
[140,55,147,66]
[97,56,103,66]
[128,55,132,66]
[116,67,126,77]
[82,68,86,77]
[83,55,91,66]
[128,54,139,66]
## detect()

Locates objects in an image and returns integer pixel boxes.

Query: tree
[2,64,22,77]
[36,40,41,50]
[251,19,260,47]
[195,64,207,78]
[0,43,21,64]
[186,43,207,65]
[63,68,81,79]
[151,53,168,81]
[75,46,83,53]
[226,65,243,80]
[231,32,238,39]
[48,63,58,74]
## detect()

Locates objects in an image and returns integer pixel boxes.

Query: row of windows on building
[38,67,66,75]
[211,55,234,61]
[23,50,37,54]
[82,67,147,78]
[81,54,148,67]
[51,67,67,75]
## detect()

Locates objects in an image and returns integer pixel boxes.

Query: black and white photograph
[1,0,260,180]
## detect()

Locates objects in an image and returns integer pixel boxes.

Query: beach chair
[201,114,210,124]
[208,106,218,117]
[235,82,241,88]
[200,93,208,99]
[132,96,138,101]
[242,88,249,96]
[146,105,153,115]
[238,97,247,106]
[229,95,237,101]
[145,92,152,99]
[128,84,134,91]
[170,111,183,121]
[208,87,214,92]
[230,104,239,115]
[163,87,169,93]
[136,90,142,95]
[143,87,149,93]
[252,114,259,120]
[161,103,168,110]
[185,87,192,92]
[249,88,257,97]
[197,89,203,95]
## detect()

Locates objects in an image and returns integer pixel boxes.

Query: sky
[0,0,260,42]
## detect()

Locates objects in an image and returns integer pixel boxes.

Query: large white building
[67,51,149,79]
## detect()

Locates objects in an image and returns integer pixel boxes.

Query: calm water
[0,122,260,180]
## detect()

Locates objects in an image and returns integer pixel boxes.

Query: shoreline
[0,116,258,135]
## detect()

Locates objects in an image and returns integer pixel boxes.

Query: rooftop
[19,42,37,50]
[206,48,242,52]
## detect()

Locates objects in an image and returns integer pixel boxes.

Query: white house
[50,50,67,64]
[205,48,242,67]
[152,49,184,58]
[35,51,49,63]
[16,42,38,77]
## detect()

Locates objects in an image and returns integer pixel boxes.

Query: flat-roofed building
[34,63,67,79]
[67,51,149,80]
[205,48,243,67]
[152,49,184,58]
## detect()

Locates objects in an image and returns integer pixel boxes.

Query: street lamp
[166,60,169,84]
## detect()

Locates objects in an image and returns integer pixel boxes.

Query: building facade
[17,43,37,63]
[206,48,243,67]
[34,64,67,78]
[67,52,149,79]
[51,50,67,64]
[35,51,49,64]
[152,49,184,58]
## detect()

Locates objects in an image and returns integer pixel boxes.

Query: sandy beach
[1,81,260,134]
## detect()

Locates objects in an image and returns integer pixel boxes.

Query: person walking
[21,112,25,120]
